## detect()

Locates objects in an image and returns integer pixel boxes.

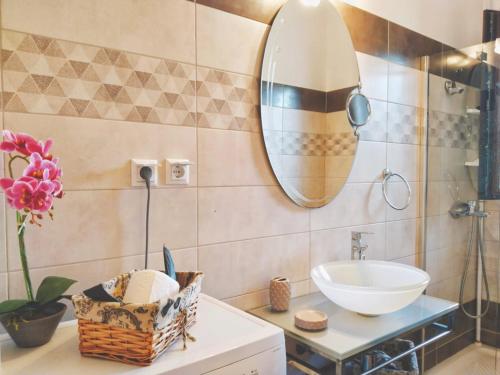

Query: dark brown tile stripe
[388,22,442,70]
[193,0,495,82]
[283,85,325,112]
[262,81,354,113]
[193,0,285,24]
[326,86,355,112]
[336,3,388,60]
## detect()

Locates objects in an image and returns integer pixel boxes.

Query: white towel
[123,270,179,304]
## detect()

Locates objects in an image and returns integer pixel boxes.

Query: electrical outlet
[166,158,190,185]
[131,159,159,187]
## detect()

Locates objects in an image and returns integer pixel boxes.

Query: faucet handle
[351,231,374,240]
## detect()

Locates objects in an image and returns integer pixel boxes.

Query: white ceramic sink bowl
[311,260,430,315]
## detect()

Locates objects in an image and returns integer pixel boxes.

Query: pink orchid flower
[0,176,54,213]
[0,130,53,160]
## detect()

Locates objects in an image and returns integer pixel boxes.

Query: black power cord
[139,166,153,269]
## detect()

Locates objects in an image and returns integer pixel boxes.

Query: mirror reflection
[261,0,362,208]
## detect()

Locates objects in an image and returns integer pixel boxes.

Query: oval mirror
[261,0,364,208]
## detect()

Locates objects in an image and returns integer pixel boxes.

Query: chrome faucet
[351,232,373,260]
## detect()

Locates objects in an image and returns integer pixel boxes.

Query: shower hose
[459,215,491,319]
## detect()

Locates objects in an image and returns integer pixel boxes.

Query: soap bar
[123,270,179,304]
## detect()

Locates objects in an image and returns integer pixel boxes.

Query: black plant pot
[0,302,66,348]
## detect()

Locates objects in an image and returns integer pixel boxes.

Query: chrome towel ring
[382,168,411,210]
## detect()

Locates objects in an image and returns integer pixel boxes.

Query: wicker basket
[72,271,203,366]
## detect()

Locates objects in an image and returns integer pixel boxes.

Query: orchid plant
[0,131,75,318]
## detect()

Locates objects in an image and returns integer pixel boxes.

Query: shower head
[444,80,464,95]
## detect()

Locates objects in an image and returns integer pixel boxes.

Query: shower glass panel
[425,40,499,373]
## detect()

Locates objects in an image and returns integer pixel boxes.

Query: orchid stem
[16,212,34,302]
[7,154,29,179]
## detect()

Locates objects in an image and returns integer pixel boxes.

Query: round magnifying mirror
[346,91,371,130]
[261,0,367,208]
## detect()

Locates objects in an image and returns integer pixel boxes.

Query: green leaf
[36,276,77,305]
[0,299,29,314]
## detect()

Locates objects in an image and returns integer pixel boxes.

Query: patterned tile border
[2,30,197,126]
[429,109,479,150]
[196,66,260,132]
[387,102,422,145]
[263,130,356,157]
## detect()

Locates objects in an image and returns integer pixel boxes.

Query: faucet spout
[351,231,373,260]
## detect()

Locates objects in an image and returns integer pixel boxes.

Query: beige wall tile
[356,52,388,101]
[0,273,7,300]
[198,186,309,245]
[388,62,425,107]
[347,141,385,183]
[485,211,499,242]
[2,0,196,63]
[7,247,196,300]
[222,279,309,311]
[358,99,387,142]
[310,182,386,230]
[0,195,6,273]
[6,112,197,190]
[385,219,420,259]
[311,222,386,267]
[7,188,197,270]
[283,109,327,134]
[198,128,276,187]
[387,142,420,182]
[385,181,419,221]
[196,4,268,76]
[199,233,309,299]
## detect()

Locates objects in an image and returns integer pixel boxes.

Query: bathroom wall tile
[311,182,386,231]
[385,219,420,259]
[427,146,443,182]
[222,279,309,312]
[347,141,385,183]
[439,214,470,249]
[199,233,309,299]
[6,188,197,270]
[198,186,309,245]
[196,4,269,76]
[356,52,388,101]
[2,30,197,126]
[148,247,198,272]
[0,273,7,300]
[283,108,326,134]
[424,215,441,252]
[388,62,425,107]
[2,0,196,63]
[387,142,421,182]
[385,182,420,221]
[357,99,387,142]
[7,247,195,299]
[198,128,275,187]
[6,112,197,190]
[426,246,466,283]
[196,67,260,132]
[387,103,422,145]
[485,211,500,242]
[485,200,500,212]
[428,111,478,150]
[311,222,386,267]
[428,74,470,115]
[0,194,6,273]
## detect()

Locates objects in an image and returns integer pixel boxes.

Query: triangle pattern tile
[2,30,197,126]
